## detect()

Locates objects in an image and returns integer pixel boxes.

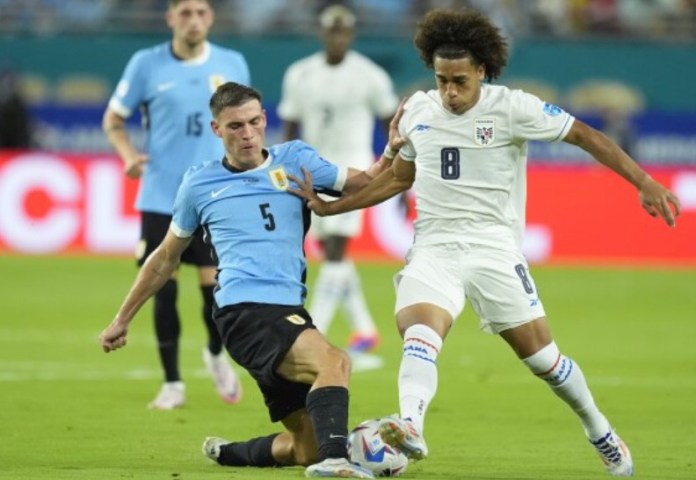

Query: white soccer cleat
[203,348,242,404]
[378,415,428,460]
[202,436,229,463]
[148,381,185,410]
[305,457,375,478]
[589,429,634,477]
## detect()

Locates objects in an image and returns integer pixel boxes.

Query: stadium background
[1,0,695,264]
[1,2,695,479]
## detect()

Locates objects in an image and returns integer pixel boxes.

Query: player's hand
[99,318,129,353]
[638,176,681,227]
[387,97,408,152]
[123,153,148,179]
[288,167,332,216]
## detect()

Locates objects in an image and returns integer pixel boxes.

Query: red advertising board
[1,152,695,265]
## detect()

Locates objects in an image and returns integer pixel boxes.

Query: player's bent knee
[322,346,351,378]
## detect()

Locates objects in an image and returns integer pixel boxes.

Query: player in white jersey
[278,5,399,363]
[102,0,248,410]
[290,8,681,478]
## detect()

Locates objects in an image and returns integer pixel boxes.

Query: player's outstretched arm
[102,108,148,179]
[288,97,411,215]
[290,155,414,217]
[99,231,192,353]
[563,119,681,227]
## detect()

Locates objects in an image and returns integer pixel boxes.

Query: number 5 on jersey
[259,203,276,231]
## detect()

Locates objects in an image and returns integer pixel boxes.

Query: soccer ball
[347,419,408,477]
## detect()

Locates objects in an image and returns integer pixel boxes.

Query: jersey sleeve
[395,94,418,162]
[170,170,200,238]
[277,63,302,121]
[291,141,346,194]
[509,90,575,143]
[108,50,150,119]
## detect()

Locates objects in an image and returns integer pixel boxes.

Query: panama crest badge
[474,118,495,146]
[269,167,289,191]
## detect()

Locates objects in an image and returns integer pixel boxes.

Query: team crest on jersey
[285,314,306,325]
[209,74,225,93]
[269,167,289,190]
[474,118,495,146]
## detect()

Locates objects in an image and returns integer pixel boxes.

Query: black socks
[306,386,350,460]
[218,434,280,467]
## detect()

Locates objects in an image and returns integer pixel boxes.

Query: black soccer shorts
[136,211,216,267]
[213,302,316,422]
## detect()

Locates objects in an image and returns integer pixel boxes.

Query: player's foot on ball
[305,457,375,478]
[378,415,428,461]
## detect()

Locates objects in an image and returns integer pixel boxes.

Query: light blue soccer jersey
[171,140,348,307]
[108,41,250,214]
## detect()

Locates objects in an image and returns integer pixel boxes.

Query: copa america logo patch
[474,118,495,146]
[543,102,563,116]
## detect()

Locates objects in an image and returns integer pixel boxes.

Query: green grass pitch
[0,255,694,479]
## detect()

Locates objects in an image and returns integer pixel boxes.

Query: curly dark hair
[414,9,508,82]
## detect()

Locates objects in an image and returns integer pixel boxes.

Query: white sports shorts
[310,209,364,239]
[394,243,546,334]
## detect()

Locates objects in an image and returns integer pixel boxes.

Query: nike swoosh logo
[328,434,346,439]
[211,185,233,198]
[157,82,175,92]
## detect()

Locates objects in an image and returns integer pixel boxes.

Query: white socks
[398,324,443,435]
[309,261,346,333]
[523,341,611,440]
[342,262,376,335]
[309,261,377,336]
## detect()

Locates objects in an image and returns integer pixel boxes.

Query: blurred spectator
[222,0,315,35]
[468,0,519,47]
[617,0,684,37]
[1,0,696,40]
[56,0,114,31]
[517,0,574,36]
[581,0,621,34]
[353,0,410,34]
[112,0,167,31]
[0,67,34,149]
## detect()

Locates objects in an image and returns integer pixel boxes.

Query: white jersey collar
[181,41,211,66]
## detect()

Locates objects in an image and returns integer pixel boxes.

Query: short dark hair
[414,9,508,82]
[169,0,210,7]
[209,82,262,117]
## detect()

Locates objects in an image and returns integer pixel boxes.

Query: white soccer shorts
[394,243,546,334]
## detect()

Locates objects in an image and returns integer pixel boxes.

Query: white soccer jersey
[399,85,574,249]
[278,51,398,169]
